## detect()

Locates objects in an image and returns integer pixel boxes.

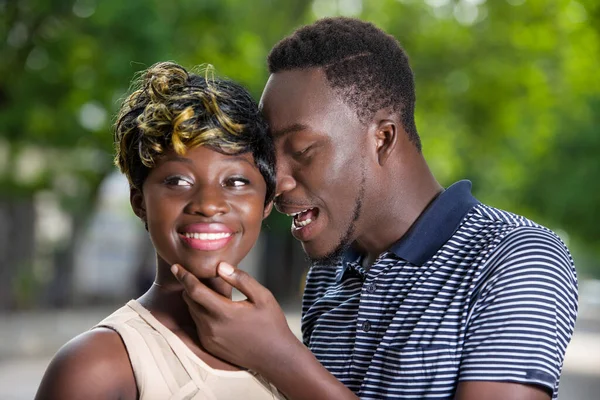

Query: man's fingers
[217,262,270,304]
[182,291,211,317]
[171,264,226,311]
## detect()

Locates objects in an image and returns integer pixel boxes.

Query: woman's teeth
[183,232,232,240]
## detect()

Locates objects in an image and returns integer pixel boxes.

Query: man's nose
[185,185,230,217]
[275,162,296,198]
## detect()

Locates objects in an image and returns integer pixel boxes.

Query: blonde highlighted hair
[113,62,275,203]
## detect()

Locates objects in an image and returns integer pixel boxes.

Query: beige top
[93,300,285,400]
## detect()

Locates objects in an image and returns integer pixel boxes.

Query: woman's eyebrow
[162,156,193,164]
[223,156,255,167]
[162,154,255,167]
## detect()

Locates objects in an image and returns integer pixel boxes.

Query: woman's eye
[164,176,192,187]
[225,177,250,187]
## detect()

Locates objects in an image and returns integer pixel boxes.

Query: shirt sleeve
[459,226,578,394]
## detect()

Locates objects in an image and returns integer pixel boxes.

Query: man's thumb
[217,262,263,303]
[217,262,236,277]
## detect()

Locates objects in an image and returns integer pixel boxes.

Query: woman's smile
[178,222,236,251]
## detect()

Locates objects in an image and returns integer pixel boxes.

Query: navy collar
[336,180,479,282]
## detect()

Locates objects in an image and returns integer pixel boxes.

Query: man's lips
[178,223,235,251]
[275,200,323,239]
[275,201,317,215]
[275,206,321,235]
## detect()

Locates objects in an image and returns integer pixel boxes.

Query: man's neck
[354,157,442,263]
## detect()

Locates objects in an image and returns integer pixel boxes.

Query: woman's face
[132,146,270,278]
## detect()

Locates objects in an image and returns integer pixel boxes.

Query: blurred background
[1,0,599,398]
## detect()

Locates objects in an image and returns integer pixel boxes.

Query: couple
[36,17,578,400]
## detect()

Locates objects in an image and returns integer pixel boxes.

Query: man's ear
[130,187,146,222]
[374,119,398,166]
[263,201,274,220]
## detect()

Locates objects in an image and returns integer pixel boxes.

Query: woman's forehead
[159,146,257,167]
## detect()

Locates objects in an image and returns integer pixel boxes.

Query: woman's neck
[136,273,243,371]
[138,262,232,332]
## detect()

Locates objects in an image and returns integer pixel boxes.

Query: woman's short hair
[114,61,276,204]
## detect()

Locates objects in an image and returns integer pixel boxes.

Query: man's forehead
[269,68,326,88]
[262,70,330,105]
[261,69,337,129]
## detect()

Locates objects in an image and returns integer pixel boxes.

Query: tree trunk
[0,196,36,310]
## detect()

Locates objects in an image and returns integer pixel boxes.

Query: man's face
[260,69,368,263]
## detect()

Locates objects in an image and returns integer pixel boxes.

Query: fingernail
[171,264,178,275]
[218,262,235,276]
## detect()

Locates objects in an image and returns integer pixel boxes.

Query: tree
[0,0,311,309]
[1,0,598,309]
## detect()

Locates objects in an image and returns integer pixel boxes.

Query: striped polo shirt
[302,180,578,399]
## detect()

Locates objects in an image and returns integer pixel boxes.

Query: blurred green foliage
[0,0,598,298]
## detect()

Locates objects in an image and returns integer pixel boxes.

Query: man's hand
[171,262,358,400]
[171,262,295,372]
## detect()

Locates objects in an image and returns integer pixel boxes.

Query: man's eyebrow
[272,123,309,139]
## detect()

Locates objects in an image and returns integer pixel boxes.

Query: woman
[35,62,284,400]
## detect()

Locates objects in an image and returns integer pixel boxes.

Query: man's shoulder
[468,205,577,302]
[468,202,543,229]
[455,203,577,292]
[472,203,573,262]
[465,204,571,259]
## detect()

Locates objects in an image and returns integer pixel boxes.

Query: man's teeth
[289,209,310,217]
[183,232,232,240]
[293,218,313,230]
[288,208,317,230]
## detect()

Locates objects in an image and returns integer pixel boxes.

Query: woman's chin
[180,261,218,279]
[181,256,243,279]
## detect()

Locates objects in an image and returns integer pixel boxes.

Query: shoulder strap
[93,304,178,398]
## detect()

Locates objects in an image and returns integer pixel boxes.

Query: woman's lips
[179,233,233,251]
[181,223,234,234]
[178,223,235,251]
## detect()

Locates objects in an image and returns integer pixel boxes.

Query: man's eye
[225,177,250,187]
[293,145,312,158]
[164,176,192,186]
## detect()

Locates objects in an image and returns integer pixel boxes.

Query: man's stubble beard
[307,167,366,267]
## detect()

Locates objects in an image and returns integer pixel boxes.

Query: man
[172,17,578,400]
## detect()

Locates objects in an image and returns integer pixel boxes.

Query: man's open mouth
[289,207,320,230]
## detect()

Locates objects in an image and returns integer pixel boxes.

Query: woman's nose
[184,185,230,217]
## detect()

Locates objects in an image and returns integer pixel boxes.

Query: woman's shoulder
[34,327,137,400]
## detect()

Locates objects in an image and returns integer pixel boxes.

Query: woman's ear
[263,201,274,219]
[130,187,146,223]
